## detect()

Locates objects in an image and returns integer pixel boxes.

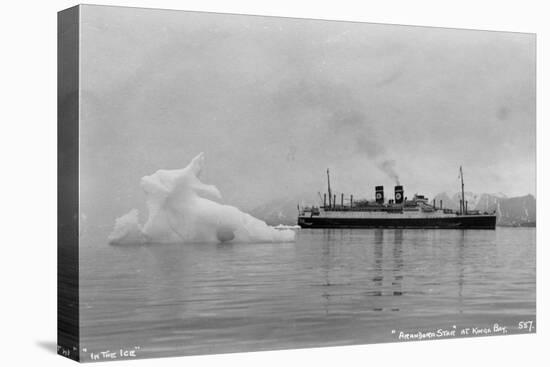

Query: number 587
[518,320,534,332]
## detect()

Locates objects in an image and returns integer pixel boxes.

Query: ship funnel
[395,185,404,204]
[375,186,384,204]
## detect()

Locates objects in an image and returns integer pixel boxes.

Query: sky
[78,5,536,228]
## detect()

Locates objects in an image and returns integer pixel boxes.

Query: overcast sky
[79,5,535,225]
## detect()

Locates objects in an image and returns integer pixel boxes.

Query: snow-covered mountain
[432,192,535,227]
[432,191,507,212]
[492,194,536,226]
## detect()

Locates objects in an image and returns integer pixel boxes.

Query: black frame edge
[57,5,80,362]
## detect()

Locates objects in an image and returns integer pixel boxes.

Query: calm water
[79,228,535,361]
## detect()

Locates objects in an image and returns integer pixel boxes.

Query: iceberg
[108,153,296,245]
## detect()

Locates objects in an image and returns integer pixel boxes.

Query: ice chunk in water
[108,153,296,245]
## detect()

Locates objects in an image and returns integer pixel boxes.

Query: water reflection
[79,228,535,359]
[392,230,403,297]
[457,230,465,311]
[320,229,333,315]
[372,229,384,288]
[367,230,403,299]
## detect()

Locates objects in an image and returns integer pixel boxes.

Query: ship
[297,167,496,229]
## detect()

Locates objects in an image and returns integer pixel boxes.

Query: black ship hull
[298,215,497,229]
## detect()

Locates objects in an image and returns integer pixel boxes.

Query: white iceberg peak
[109,153,296,245]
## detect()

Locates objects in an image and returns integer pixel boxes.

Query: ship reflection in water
[79,227,535,360]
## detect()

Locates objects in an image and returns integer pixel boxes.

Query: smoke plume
[377,159,400,185]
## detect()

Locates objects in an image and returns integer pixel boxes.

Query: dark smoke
[275,77,403,186]
[377,159,400,185]
[346,114,400,185]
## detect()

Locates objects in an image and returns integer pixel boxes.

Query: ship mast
[327,169,332,208]
[460,166,465,215]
